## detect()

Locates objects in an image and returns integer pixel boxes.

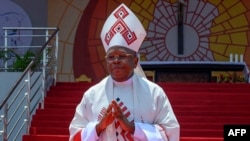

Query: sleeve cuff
[133,122,163,141]
[81,122,99,141]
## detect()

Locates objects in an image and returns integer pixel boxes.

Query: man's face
[106,46,138,82]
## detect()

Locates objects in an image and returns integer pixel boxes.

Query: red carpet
[22,82,250,141]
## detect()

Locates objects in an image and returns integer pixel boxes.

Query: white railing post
[41,50,46,109]
[4,29,8,71]
[3,104,8,141]
[25,68,31,134]
[54,31,59,86]
[39,29,49,109]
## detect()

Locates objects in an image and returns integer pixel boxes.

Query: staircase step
[32,114,73,121]
[35,108,75,115]
[168,92,250,99]
[175,110,250,116]
[31,120,70,128]
[46,90,84,98]
[177,116,250,123]
[168,96,250,102]
[49,85,90,91]
[44,96,81,103]
[180,129,222,137]
[30,127,68,135]
[44,102,78,109]
[180,123,223,130]
[23,135,69,141]
[165,88,250,93]
[180,137,223,141]
[172,105,250,111]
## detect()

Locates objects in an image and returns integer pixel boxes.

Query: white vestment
[69,73,180,141]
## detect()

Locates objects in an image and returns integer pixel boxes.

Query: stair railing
[0,27,59,141]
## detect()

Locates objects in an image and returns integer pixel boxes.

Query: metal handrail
[0,27,59,141]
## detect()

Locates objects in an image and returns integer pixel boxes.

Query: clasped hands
[96,100,135,135]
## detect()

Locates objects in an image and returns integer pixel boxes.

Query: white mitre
[100,3,147,78]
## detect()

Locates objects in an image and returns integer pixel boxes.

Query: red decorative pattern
[104,5,137,46]
[114,98,134,141]
[114,5,129,19]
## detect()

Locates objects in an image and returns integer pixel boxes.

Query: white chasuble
[69,74,180,141]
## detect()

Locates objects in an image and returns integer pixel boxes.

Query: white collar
[113,76,133,86]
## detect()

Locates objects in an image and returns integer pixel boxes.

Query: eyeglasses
[105,54,134,62]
